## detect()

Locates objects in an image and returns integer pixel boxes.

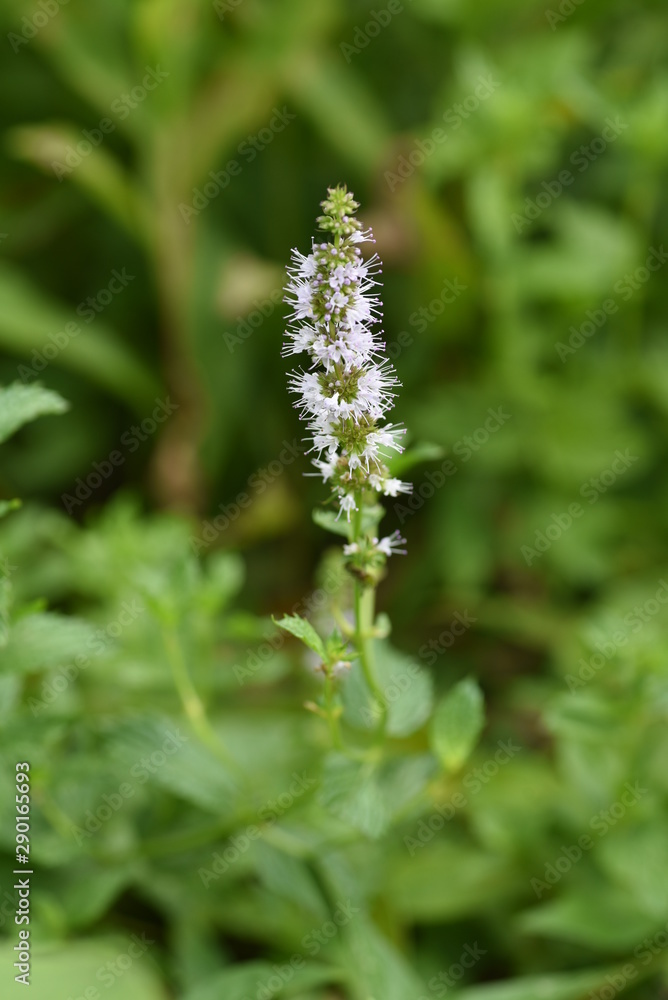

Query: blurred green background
[1,0,668,997]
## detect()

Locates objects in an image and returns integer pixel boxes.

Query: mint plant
[275,187,484,771]
[275,186,413,740]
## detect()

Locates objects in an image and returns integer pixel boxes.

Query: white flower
[283,186,411,546]
[287,247,318,279]
[355,364,398,418]
[376,531,407,556]
[282,323,318,357]
[313,456,338,482]
[338,493,358,520]
[330,660,352,678]
[382,477,412,497]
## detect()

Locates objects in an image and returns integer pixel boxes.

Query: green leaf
[0,498,21,519]
[319,752,433,841]
[288,54,392,171]
[312,503,384,539]
[47,862,136,931]
[183,961,346,1000]
[430,678,485,772]
[518,883,659,952]
[0,573,11,649]
[0,382,68,444]
[9,124,147,240]
[387,840,516,922]
[388,441,445,476]
[273,614,325,659]
[182,964,277,1000]
[0,939,168,1000]
[343,641,433,738]
[341,914,428,1000]
[456,967,631,1000]
[0,612,98,674]
[107,716,239,816]
[253,840,328,920]
[318,753,388,839]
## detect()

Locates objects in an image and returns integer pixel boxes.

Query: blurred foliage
[1,0,668,997]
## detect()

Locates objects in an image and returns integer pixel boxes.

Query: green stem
[163,626,239,772]
[352,498,387,736]
[323,672,345,751]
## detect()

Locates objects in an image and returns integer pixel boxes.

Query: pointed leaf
[273,614,325,659]
[319,753,388,839]
[0,382,68,444]
[430,677,484,772]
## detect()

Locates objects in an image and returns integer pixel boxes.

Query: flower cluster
[284,186,411,534]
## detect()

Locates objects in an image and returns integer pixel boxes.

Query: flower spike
[284,186,411,530]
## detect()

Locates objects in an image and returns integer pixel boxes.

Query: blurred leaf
[457,967,634,1000]
[286,54,391,170]
[48,862,137,931]
[341,914,427,1000]
[0,382,68,444]
[387,840,515,921]
[273,613,325,659]
[430,677,485,771]
[0,612,97,674]
[0,938,167,999]
[318,753,388,839]
[342,641,433,738]
[518,883,659,951]
[183,960,346,1000]
[312,503,384,539]
[0,498,22,519]
[597,823,668,919]
[0,263,160,410]
[108,716,240,816]
[9,124,148,240]
[253,840,328,920]
[388,440,445,476]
